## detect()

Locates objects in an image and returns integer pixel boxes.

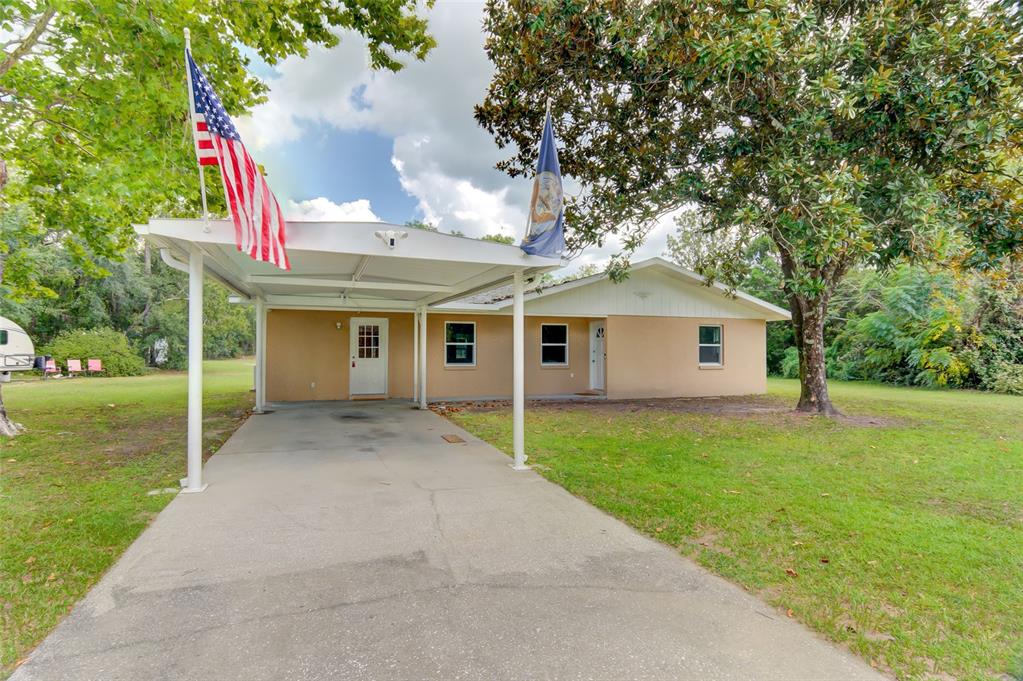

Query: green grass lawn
[0,359,253,677]
[447,380,1023,681]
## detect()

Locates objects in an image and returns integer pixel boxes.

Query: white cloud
[285,197,381,222]
[237,1,677,268]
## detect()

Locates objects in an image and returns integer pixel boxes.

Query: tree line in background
[1,211,253,376]
[668,224,1023,395]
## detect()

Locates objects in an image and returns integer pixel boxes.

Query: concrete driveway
[13,401,884,681]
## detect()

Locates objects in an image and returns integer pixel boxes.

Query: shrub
[986,362,1023,395]
[43,327,146,377]
[781,346,800,379]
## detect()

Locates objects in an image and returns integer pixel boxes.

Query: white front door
[589,320,606,391]
[349,318,389,396]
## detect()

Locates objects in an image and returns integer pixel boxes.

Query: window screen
[445,322,476,366]
[540,324,568,366]
[698,325,722,365]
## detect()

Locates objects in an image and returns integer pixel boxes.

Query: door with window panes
[349,318,389,396]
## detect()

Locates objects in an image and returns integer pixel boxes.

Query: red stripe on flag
[214,137,243,249]
[199,157,219,166]
[198,139,213,150]
[196,121,208,132]
[260,175,272,263]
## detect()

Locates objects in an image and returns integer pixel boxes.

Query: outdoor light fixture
[374,229,408,249]
[336,322,343,330]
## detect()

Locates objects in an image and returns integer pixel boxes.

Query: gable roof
[441,257,791,321]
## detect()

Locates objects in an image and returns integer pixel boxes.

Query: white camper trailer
[0,316,35,382]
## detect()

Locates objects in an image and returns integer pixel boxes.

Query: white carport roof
[134,218,562,310]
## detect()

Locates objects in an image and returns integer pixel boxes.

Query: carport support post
[254,297,266,414]
[412,307,419,402]
[418,308,428,409]
[511,270,528,470]
[184,246,207,493]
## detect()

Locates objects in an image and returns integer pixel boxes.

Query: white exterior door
[589,321,606,391]
[349,318,389,396]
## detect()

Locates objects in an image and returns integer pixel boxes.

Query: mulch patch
[432,395,896,427]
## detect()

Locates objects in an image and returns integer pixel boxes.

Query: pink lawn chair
[66,359,83,376]
[44,358,59,378]
[87,358,103,375]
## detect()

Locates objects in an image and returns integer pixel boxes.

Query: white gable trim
[441,257,791,321]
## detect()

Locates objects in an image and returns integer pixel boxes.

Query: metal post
[183,246,207,492]
[511,271,528,470]
[254,297,265,413]
[418,308,428,410]
[412,309,419,402]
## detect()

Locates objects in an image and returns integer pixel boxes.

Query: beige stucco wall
[425,314,593,399]
[604,316,767,399]
[266,309,768,402]
[266,309,414,402]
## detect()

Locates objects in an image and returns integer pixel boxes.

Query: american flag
[187,50,289,270]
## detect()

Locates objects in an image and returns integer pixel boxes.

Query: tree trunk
[791,296,839,416]
[0,383,23,437]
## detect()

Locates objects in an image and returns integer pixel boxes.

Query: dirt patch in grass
[433,395,898,427]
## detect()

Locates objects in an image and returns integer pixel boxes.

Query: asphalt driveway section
[12,401,886,681]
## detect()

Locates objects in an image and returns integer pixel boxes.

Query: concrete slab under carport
[12,401,886,681]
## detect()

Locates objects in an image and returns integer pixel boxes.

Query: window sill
[443,364,477,370]
[540,363,570,369]
[698,364,724,370]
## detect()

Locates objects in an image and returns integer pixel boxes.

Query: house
[265,258,789,402]
[135,218,789,490]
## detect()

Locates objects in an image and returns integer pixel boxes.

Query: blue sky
[233,1,677,272]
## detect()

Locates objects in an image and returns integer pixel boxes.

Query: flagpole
[184,28,212,234]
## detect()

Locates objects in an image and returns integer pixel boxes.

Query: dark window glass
[445,322,475,365]
[446,343,474,365]
[699,345,721,364]
[541,324,567,344]
[0,330,7,345]
[541,345,567,365]
[446,323,475,344]
[699,325,721,345]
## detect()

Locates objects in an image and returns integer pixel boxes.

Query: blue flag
[521,111,566,257]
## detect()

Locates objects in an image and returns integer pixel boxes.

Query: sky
[233,1,678,274]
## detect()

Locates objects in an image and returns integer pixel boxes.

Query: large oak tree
[476,0,1023,414]
[0,0,435,435]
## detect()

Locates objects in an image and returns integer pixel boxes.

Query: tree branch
[0,6,57,79]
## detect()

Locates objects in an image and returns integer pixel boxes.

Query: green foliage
[781,346,800,379]
[0,242,254,368]
[986,362,1023,395]
[481,233,515,244]
[829,266,975,387]
[1,0,434,298]
[404,219,438,231]
[478,0,1023,410]
[42,328,146,377]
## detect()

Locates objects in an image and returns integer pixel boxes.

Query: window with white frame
[540,323,569,366]
[445,322,476,366]
[698,325,723,365]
